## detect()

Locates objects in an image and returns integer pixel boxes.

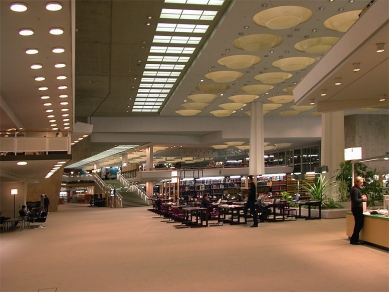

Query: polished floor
[0,204,388,292]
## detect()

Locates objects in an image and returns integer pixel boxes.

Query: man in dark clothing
[246,175,258,227]
[201,194,211,208]
[350,176,367,245]
[43,195,50,213]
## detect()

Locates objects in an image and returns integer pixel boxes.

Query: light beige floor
[1,204,388,292]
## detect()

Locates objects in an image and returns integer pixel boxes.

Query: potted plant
[302,176,343,209]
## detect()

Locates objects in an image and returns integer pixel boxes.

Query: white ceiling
[1,0,388,178]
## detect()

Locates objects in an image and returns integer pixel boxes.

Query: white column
[321,111,345,198]
[249,100,265,176]
[146,146,153,171]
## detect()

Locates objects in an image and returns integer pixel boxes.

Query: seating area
[148,197,304,228]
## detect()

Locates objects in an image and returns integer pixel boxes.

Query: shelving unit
[180,177,241,201]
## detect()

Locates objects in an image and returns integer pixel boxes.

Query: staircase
[106,180,148,208]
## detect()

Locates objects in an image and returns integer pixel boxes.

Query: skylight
[160,9,217,20]
[156,23,209,33]
[143,71,181,77]
[66,145,138,168]
[150,46,195,54]
[153,36,202,44]
[164,0,224,5]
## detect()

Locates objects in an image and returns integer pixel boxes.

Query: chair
[283,203,297,220]
[35,212,48,228]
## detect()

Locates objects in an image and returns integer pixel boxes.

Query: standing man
[43,195,50,213]
[246,175,258,227]
[350,176,367,245]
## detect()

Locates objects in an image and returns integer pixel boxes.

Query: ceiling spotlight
[46,2,62,11]
[31,64,42,69]
[50,27,64,35]
[309,99,315,105]
[320,89,327,96]
[335,77,342,85]
[376,43,385,53]
[10,3,27,12]
[19,28,34,36]
[353,63,360,72]
[379,94,386,102]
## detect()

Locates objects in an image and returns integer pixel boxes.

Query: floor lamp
[11,189,18,218]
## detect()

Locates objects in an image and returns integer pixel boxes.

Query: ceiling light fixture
[49,28,64,35]
[376,43,385,53]
[320,89,327,96]
[39,87,48,90]
[352,62,361,72]
[31,64,42,69]
[253,6,312,29]
[52,47,65,53]
[10,3,27,12]
[59,94,68,98]
[17,161,27,165]
[19,29,34,36]
[26,48,38,54]
[310,99,315,105]
[379,94,386,101]
[335,77,342,85]
[324,10,361,32]
[55,63,66,68]
[35,76,45,81]
[46,2,62,11]
[41,96,50,99]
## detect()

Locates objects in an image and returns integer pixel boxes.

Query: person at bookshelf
[350,176,367,245]
[246,175,258,227]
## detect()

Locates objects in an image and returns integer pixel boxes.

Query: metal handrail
[117,173,151,205]
[93,174,123,208]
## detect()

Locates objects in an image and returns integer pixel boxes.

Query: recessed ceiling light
[63,122,70,126]
[64,126,70,130]
[47,115,55,118]
[19,29,34,36]
[62,113,69,117]
[57,75,67,80]
[63,118,69,122]
[335,77,342,85]
[59,94,68,98]
[50,124,57,127]
[61,108,69,111]
[39,87,48,90]
[10,3,27,12]
[49,119,56,122]
[41,96,50,99]
[46,109,53,112]
[60,101,68,105]
[49,28,64,35]
[46,2,62,11]
[310,99,315,105]
[58,85,67,89]
[55,63,66,68]
[353,63,360,72]
[31,64,42,69]
[320,89,327,96]
[379,94,386,101]
[26,48,38,54]
[35,76,45,81]
[17,161,28,165]
[52,47,65,53]
[44,103,52,106]
[376,43,385,53]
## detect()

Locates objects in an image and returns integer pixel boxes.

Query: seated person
[257,194,271,222]
[18,205,29,216]
[201,194,212,208]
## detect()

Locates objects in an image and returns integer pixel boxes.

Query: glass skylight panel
[156,23,208,33]
[145,64,185,70]
[139,83,174,89]
[150,46,195,54]
[135,97,165,102]
[147,56,190,62]
[143,71,181,77]
[141,77,177,83]
[160,9,217,21]
[136,94,167,98]
[164,0,224,5]
[138,89,171,93]
[153,36,202,44]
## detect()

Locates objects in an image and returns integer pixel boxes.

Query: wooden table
[218,204,247,225]
[297,201,322,220]
[181,207,208,227]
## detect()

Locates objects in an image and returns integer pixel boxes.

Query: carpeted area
[0,203,388,292]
